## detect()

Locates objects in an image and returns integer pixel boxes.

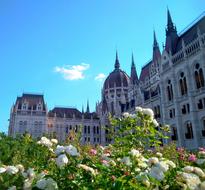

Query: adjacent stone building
[9,10,205,149]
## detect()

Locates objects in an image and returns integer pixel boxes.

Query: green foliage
[0,109,204,189]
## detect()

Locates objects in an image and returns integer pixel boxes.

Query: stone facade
[9,10,205,149]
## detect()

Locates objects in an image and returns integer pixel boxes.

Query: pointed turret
[167,9,174,30]
[152,30,161,62]
[114,51,120,69]
[86,100,90,113]
[130,53,139,85]
[165,8,178,53]
[82,105,84,113]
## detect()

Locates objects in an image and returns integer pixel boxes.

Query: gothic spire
[153,30,158,48]
[165,8,178,53]
[152,30,161,62]
[86,100,90,113]
[167,8,174,30]
[130,53,139,85]
[114,51,120,69]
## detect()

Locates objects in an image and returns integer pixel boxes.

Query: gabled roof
[139,60,152,82]
[48,107,99,119]
[15,93,46,110]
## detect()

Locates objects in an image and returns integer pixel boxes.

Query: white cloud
[54,63,90,80]
[95,73,106,81]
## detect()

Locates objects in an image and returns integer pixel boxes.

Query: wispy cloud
[95,73,106,81]
[54,63,90,80]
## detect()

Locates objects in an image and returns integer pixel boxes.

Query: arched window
[171,126,178,141]
[167,80,174,101]
[179,72,188,95]
[185,122,194,139]
[195,63,204,89]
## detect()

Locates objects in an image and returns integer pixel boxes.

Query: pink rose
[188,154,197,162]
[90,149,97,155]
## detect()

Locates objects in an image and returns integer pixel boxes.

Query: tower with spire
[86,100,90,113]
[152,30,161,63]
[130,53,139,85]
[165,8,178,53]
[114,51,120,70]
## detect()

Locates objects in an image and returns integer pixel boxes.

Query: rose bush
[0,107,205,189]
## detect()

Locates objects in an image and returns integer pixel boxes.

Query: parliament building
[9,10,205,149]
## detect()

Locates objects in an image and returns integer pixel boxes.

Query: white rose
[121,157,131,166]
[135,107,143,112]
[0,167,6,173]
[78,164,98,176]
[181,172,201,190]
[130,149,141,157]
[153,119,159,127]
[193,167,205,177]
[200,181,205,190]
[156,152,162,158]
[56,154,68,167]
[54,145,65,155]
[165,160,176,168]
[122,112,130,118]
[155,161,169,172]
[65,145,79,156]
[38,137,53,148]
[16,164,24,172]
[148,157,159,166]
[6,166,19,174]
[149,166,165,181]
[51,139,58,144]
[142,108,154,120]
[183,166,194,173]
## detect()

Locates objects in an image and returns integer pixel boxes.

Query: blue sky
[0,0,204,132]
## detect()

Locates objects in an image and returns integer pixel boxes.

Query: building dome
[104,69,130,89]
[103,52,130,90]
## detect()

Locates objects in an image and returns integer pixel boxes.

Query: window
[88,126,90,134]
[154,105,161,118]
[197,98,205,110]
[37,103,42,110]
[185,122,194,139]
[93,126,96,134]
[22,103,27,110]
[171,127,178,141]
[75,125,78,133]
[195,63,204,89]
[179,72,188,96]
[84,126,87,134]
[66,126,69,133]
[181,104,190,115]
[167,80,174,101]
